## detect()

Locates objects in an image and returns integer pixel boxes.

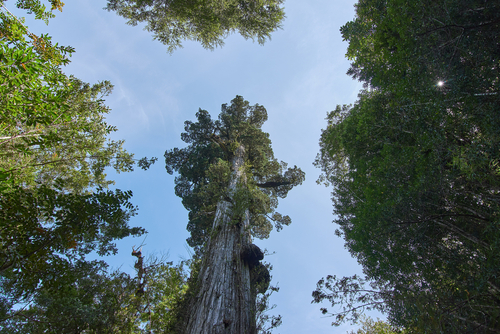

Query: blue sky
[10,0,381,332]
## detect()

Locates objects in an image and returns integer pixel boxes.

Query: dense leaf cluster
[1,260,140,333]
[0,18,138,193]
[1,253,188,333]
[105,0,285,52]
[0,3,155,331]
[0,186,141,271]
[165,95,304,248]
[315,0,500,332]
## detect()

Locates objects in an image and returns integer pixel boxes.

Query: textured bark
[183,145,256,334]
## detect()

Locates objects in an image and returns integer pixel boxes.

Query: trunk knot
[241,244,271,294]
[240,244,264,269]
[250,263,271,295]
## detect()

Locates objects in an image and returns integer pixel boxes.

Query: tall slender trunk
[183,145,256,334]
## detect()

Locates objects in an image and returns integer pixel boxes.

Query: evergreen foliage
[106,0,285,52]
[165,95,305,249]
[315,0,500,332]
[165,96,304,333]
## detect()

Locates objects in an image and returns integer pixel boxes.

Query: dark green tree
[105,0,285,52]
[1,260,141,334]
[0,249,188,334]
[164,96,304,333]
[0,186,145,326]
[315,0,500,332]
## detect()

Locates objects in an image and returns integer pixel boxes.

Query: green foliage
[1,0,69,64]
[105,0,285,52]
[0,260,142,334]
[137,156,159,170]
[316,0,500,332]
[0,5,159,194]
[5,0,65,24]
[0,186,143,304]
[0,6,157,331]
[347,315,405,334]
[159,256,202,333]
[134,256,189,333]
[205,158,232,201]
[165,96,304,248]
[0,32,138,193]
[0,251,190,334]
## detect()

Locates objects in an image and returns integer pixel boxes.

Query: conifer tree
[106,0,285,52]
[165,96,304,333]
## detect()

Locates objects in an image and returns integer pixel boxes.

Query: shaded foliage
[0,260,141,334]
[0,186,144,321]
[130,252,189,333]
[0,252,189,334]
[315,0,500,332]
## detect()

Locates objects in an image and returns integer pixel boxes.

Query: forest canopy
[315,0,500,332]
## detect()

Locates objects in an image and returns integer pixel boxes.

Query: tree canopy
[1,250,189,333]
[1,3,286,332]
[0,16,140,193]
[106,0,285,52]
[0,3,157,330]
[165,95,304,249]
[347,315,405,334]
[1,259,141,333]
[315,0,500,332]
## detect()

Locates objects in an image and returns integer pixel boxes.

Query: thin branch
[256,181,291,188]
[451,314,500,334]
[418,19,500,37]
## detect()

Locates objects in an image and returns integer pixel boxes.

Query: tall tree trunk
[183,145,256,334]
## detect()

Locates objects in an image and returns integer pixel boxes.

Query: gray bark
[183,145,256,334]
